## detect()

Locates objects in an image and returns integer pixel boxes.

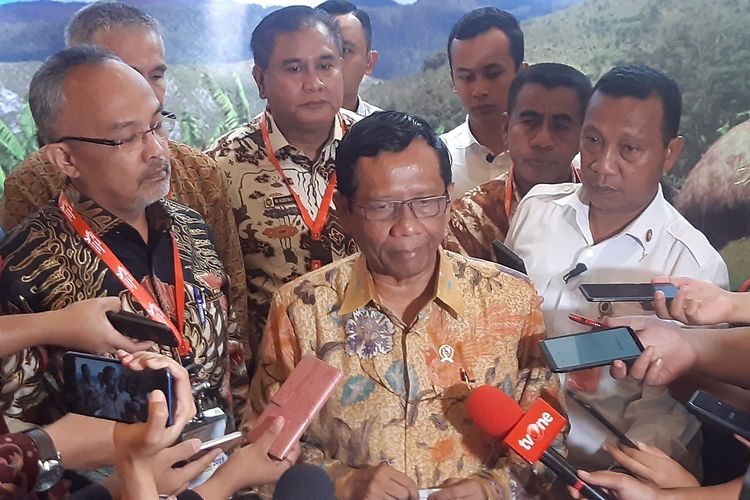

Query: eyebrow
[110,106,163,131]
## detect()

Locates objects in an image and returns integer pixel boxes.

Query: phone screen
[63,352,173,425]
[541,327,643,372]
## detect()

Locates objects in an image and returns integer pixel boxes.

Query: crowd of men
[0,1,745,499]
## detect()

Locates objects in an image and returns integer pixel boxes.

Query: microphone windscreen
[272,463,335,500]
[466,385,524,438]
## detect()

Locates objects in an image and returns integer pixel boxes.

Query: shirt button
[563,186,573,193]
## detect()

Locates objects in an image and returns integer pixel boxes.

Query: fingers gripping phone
[540,327,644,373]
[63,352,174,425]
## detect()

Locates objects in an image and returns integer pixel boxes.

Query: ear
[662,136,685,174]
[333,191,351,215]
[446,182,455,201]
[501,112,510,150]
[252,64,266,100]
[365,49,378,75]
[42,143,80,180]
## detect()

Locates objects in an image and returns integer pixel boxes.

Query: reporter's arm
[686,327,750,389]
[46,414,116,470]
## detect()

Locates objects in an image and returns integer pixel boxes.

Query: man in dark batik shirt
[0,47,240,427]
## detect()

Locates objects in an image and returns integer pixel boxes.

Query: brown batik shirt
[205,109,360,364]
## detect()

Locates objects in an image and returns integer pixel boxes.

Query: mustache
[137,159,170,183]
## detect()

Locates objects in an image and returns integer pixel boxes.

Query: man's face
[580,91,683,215]
[50,60,171,214]
[335,13,376,107]
[253,25,344,130]
[338,139,451,281]
[507,83,583,188]
[450,28,518,123]
[90,26,167,103]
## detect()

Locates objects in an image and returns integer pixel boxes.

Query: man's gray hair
[65,1,161,47]
[30,46,122,146]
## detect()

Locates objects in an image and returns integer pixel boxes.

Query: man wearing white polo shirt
[506,64,728,473]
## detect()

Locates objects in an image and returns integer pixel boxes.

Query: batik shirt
[205,110,359,367]
[0,142,250,357]
[0,189,239,424]
[245,249,562,498]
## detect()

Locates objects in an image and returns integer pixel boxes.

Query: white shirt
[506,182,729,471]
[355,96,382,117]
[440,115,511,196]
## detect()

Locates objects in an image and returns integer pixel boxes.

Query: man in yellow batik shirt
[245,112,562,499]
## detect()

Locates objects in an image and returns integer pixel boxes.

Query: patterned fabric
[245,249,562,498]
[0,141,250,358]
[355,96,382,117]
[0,189,239,425]
[445,172,512,261]
[205,109,360,368]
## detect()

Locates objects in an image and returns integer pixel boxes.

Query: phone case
[688,390,750,440]
[106,310,179,347]
[491,240,527,275]
[247,356,343,460]
[540,327,644,373]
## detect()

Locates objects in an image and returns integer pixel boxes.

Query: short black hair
[447,7,523,71]
[593,64,681,146]
[316,0,373,51]
[335,111,452,198]
[251,6,343,70]
[507,63,592,118]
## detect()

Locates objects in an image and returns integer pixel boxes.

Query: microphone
[563,263,588,283]
[467,385,612,500]
[486,152,497,163]
[272,463,335,500]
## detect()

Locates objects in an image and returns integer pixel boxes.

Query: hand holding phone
[540,327,644,373]
[247,356,343,460]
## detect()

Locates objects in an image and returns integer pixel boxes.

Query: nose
[529,123,554,150]
[142,128,168,160]
[389,203,423,238]
[471,77,490,99]
[586,144,618,178]
[302,68,324,92]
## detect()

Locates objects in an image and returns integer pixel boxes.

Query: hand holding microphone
[466,385,612,500]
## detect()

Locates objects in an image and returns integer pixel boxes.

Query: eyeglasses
[54,111,177,153]
[352,192,450,221]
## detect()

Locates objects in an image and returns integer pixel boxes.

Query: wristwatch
[24,428,64,491]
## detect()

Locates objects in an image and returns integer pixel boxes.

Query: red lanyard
[504,163,581,221]
[259,112,345,270]
[58,192,190,356]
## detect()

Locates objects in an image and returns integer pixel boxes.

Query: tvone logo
[518,412,554,450]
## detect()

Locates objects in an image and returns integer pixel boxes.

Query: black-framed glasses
[54,111,177,153]
[352,192,450,221]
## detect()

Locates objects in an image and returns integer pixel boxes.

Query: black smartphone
[106,310,178,347]
[688,390,750,441]
[491,239,527,275]
[578,283,679,302]
[540,326,644,373]
[566,390,638,448]
[63,352,174,425]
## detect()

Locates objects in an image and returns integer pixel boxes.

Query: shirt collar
[560,183,668,250]
[264,108,344,155]
[62,185,173,238]
[449,115,481,150]
[340,249,466,318]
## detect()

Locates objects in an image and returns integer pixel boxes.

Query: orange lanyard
[259,112,345,270]
[504,163,581,221]
[58,192,190,356]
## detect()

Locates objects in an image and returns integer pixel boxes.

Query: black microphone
[272,463,335,500]
[485,152,497,163]
[563,263,588,283]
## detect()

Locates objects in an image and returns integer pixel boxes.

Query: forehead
[335,13,366,44]
[269,24,338,62]
[512,83,582,120]
[584,91,665,139]
[61,61,158,128]
[450,28,514,69]
[355,139,444,197]
[90,25,164,72]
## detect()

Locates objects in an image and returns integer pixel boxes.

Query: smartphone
[182,431,244,464]
[491,239,527,275]
[688,390,750,441]
[106,310,178,348]
[566,390,638,448]
[578,283,679,302]
[540,326,644,373]
[63,352,174,425]
[247,356,343,460]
